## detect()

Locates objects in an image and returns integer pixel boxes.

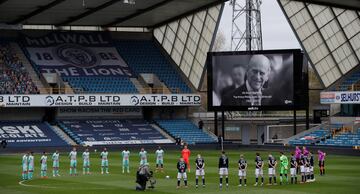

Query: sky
[217,0,301,50]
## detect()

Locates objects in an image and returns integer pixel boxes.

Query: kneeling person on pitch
[136,163,151,191]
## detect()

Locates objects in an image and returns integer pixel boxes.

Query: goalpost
[266,124,319,143]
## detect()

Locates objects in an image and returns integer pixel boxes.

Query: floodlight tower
[230,0,263,51]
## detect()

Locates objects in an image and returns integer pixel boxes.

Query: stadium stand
[318,129,360,147]
[0,120,69,147]
[335,71,360,91]
[115,40,192,93]
[289,128,331,145]
[57,119,172,146]
[289,125,360,147]
[0,42,39,94]
[155,119,217,144]
[62,76,138,94]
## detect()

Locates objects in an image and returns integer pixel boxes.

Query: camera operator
[136,163,152,191]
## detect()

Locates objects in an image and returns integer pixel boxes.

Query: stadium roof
[297,0,360,10]
[0,0,226,28]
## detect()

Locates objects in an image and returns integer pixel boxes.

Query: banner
[60,120,172,146]
[22,32,133,77]
[0,122,68,147]
[58,107,142,118]
[320,91,360,104]
[0,94,201,107]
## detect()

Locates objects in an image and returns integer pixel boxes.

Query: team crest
[53,44,99,68]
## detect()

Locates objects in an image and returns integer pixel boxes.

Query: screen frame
[207,49,307,111]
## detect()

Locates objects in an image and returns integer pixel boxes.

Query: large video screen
[208,49,306,111]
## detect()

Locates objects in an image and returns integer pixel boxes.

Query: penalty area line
[18,180,57,189]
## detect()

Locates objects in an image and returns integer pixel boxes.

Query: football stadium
[0,0,360,194]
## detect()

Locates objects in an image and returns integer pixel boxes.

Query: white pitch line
[18,180,110,190]
[18,180,57,189]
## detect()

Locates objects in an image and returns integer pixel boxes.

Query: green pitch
[1,149,360,194]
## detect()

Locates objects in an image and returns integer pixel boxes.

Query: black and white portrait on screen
[212,53,294,108]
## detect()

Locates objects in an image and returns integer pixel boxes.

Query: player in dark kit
[195,154,205,188]
[308,152,315,182]
[177,157,188,188]
[267,154,277,185]
[290,153,298,184]
[300,153,307,183]
[238,154,247,187]
[218,151,229,189]
[254,153,264,186]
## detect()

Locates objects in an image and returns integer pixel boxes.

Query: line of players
[21,145,326,189]
[176,146,326,189]
[21,146,165,180]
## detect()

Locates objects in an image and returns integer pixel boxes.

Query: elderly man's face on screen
[246,55,271,91]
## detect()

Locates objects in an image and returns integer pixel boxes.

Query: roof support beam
[9,0,66,24]
[149,0,226,29]
[102,0,174,27]
[56,0,122,26]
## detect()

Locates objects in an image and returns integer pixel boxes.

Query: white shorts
[309,166,314,172]
[255,168,263,176]
[177,172,187,179]
[305,167,310,173]
[290,168,296,176]
[196,169,205,176]
[268,168,276,175]
[219,168,228,176]
[238,169,246,177]
[300,166,305,173]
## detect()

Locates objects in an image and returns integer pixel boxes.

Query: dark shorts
[318,161,325,167]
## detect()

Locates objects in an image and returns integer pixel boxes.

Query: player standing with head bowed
[295,146,302,173]
[139,148,148,165]
[82,148,90,175]
[176,157,188,189]
[279,152,289,185]
[122,148,130,173]
[52,150,60,177]
[195,154,205,188]
[181,145,191,172]
[218,151,229,189]
[155,146,164,172]
[290,153,298,184]
[100,147,109,174]
[254,153,264,186]
[238,154,247,187]
[308,151,315,182]
[318,150,326,176]
[40,151,48,178]
[21,152,29,180]
[267,154,277,185]
[299,152,307,183]
[28,152,35,179]
[69,147,77,176]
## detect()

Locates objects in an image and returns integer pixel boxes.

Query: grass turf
[0,149,359,194]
